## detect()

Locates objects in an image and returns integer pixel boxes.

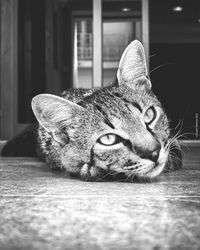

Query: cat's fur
[1,40,182,181]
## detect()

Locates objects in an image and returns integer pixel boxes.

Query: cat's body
[1,41,182,181]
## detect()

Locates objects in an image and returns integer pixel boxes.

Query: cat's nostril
[149,148,160,163]
[125,160,134,167]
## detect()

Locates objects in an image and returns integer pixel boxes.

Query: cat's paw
[80,163,102,181]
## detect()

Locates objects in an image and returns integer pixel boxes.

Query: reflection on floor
[0,141,200,250]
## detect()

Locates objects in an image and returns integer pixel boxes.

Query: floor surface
[0,141,200,250]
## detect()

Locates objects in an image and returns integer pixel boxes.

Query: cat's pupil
[107,135,112,140]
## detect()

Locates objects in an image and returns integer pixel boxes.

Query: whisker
[96,172,110,181]
[149,62,174,75]
[174,119,183,131]
[149,53,157,59]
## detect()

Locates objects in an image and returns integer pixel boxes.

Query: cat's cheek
[93,143,128,172]
[93,160,108,170]
[80,164,101,181]
[60,147,89,175]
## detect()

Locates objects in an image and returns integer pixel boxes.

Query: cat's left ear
[31,94,85,146]
[117,40,151,90]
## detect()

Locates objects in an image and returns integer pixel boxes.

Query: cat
[1,40,182,181]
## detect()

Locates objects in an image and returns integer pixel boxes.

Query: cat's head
[32,40,181,181]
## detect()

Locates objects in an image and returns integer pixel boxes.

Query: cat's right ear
[31,94,85,145]
[117,40,151,90]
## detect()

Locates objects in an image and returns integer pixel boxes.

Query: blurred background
[0,0,200,140]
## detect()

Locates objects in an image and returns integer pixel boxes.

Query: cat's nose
[148,148,160,163]
[135,144,161,163]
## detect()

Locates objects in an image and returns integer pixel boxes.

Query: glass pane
[102,0,142,86]
[150,0,200,139]
[74,18,93,88]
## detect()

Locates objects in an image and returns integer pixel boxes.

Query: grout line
[1,195,200,198]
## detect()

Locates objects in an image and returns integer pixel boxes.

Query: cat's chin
[122,161,166,181]
[140,162,166,179]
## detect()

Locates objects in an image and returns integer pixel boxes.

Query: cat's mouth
[109,147,168,179]
[121,161,164,179]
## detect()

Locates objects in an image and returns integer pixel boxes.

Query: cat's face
[86,84,169,180]
[32,40,179,181]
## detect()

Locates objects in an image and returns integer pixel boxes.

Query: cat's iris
[144,106,156,125]
[98,133,118,146]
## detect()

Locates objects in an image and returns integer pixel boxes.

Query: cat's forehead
[113,85,160,106]
[81,84,159,111]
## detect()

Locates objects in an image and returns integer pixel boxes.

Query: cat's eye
[98,133,118,146]
[144,106,156,124]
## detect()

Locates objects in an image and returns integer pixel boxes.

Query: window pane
[102,0,142,86]
[74,18,93,88]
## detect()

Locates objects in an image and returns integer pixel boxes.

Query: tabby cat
[1,40,182,181]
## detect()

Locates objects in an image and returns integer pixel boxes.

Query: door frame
[0,0,149,139]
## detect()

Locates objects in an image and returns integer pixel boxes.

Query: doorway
[0,0,148,139]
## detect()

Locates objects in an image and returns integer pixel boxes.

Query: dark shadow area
[150,43,200,139]
[150,0,200,139]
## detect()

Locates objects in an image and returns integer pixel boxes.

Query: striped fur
[28,40,182,181]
